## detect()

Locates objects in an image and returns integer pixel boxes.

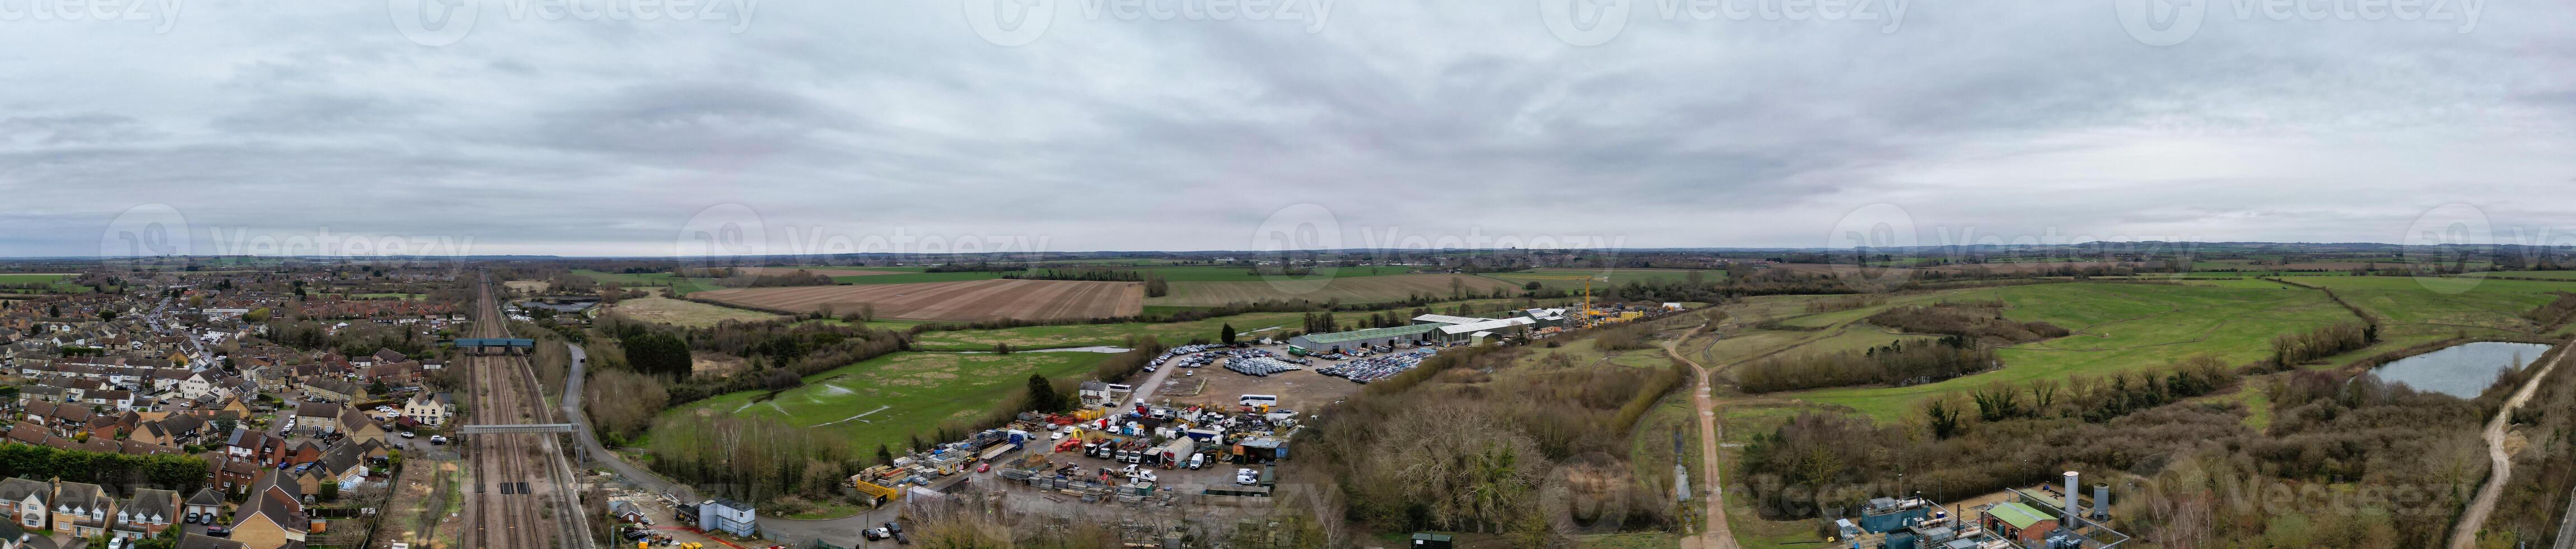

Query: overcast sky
[2,0,2573,257]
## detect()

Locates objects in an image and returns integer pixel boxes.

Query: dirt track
[694,278,1144,321]
[2451,332,2576,548]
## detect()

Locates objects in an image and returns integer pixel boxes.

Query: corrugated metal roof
[1295,324,1438,344]
[1438,317,1535,335]
[1987,501,2052,530]
[1411,314,1490,325]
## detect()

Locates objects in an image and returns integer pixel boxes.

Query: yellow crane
[1501,273,1612,322]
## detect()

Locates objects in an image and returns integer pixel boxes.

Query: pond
[2372,341,2553,398]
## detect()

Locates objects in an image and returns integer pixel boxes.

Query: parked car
[400,431,416,438]
[206,526,232,537]
[1235,468,1259,485]
[885,522,909,545]
[864,527,889,541]
[429,435,449,445]
[976,462,991,473]
[1049,431,1064,441]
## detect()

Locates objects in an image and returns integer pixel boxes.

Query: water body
[2373,341,2553,398]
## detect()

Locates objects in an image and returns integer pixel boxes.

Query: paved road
[556,341,898,546]
[2556,479,2576,549]
[2451,331,2576,549]
[561,343,698,502]
[1664,329,1739,549]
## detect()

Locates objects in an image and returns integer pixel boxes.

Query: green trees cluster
[2270,321,2373,367]
[0,444,207,495]
[1735,337,1996,393]
[643,414,862,503]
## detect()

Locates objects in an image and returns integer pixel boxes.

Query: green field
[908,311,1309,351]
[669,351,1110,446]
[1786,282,2360,421]
[0,273,90,293]
[2274,276,2568,360]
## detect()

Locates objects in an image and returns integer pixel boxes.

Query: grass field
[1146,273,1524,307]
[2274,276,2568,363]
[0,273,91,293]
[603,296,785,328]
[908,311,1308,351]
[668,351,1110,448]
[1781,283,2359,421]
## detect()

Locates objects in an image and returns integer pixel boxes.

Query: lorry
[1156,438,1196,469]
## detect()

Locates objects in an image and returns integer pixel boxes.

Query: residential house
[228,472,307,549]
[50,481,110,538]
[337,407,385,446]
[109,487,178,541]
[0,519,22,549]
[226,430,287,464]
[291,402,341,434]
[182,488,222,525]
[300,379,363,403]
[400,393,451,427]
[178,533,246,549]
[0,478,48,531]
[315,444,368,493]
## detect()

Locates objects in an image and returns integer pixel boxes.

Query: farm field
[1145,273,1523,307]
[2274,276,2569,360]
[829,271,1016,285]
[1781,282,2362,421]
[735,266,909,277]
[693,279,1144,322]
[2484,270,2576,280]
[1130,265,1412,282]
[909,311,1307,351]
[601,296,785,328]
[667,351,1110,448]
[0,273,91,293]
[1480,268,1724,289]
[571,269,724,294]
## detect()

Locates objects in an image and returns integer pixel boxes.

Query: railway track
[461,273,590,549]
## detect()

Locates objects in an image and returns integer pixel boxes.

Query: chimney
[2062,471,2080,528]
[2093,483,2111,519]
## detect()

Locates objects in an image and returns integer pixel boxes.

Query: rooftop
[1987,501,2053,530]
[1292,324,1438,345]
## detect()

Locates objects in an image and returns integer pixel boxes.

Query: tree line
[1734,337,1996,393]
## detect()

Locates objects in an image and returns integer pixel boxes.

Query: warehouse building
[1286,324,1440,355]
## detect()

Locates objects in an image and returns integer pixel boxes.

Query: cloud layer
[3,0,2573,256]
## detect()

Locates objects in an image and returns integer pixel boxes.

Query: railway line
[463,273,592,549]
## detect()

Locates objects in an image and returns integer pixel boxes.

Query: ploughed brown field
[692,279,1144,322]
[732,267,911,277]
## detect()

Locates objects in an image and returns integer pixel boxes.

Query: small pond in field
[2372,341,2552,398]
